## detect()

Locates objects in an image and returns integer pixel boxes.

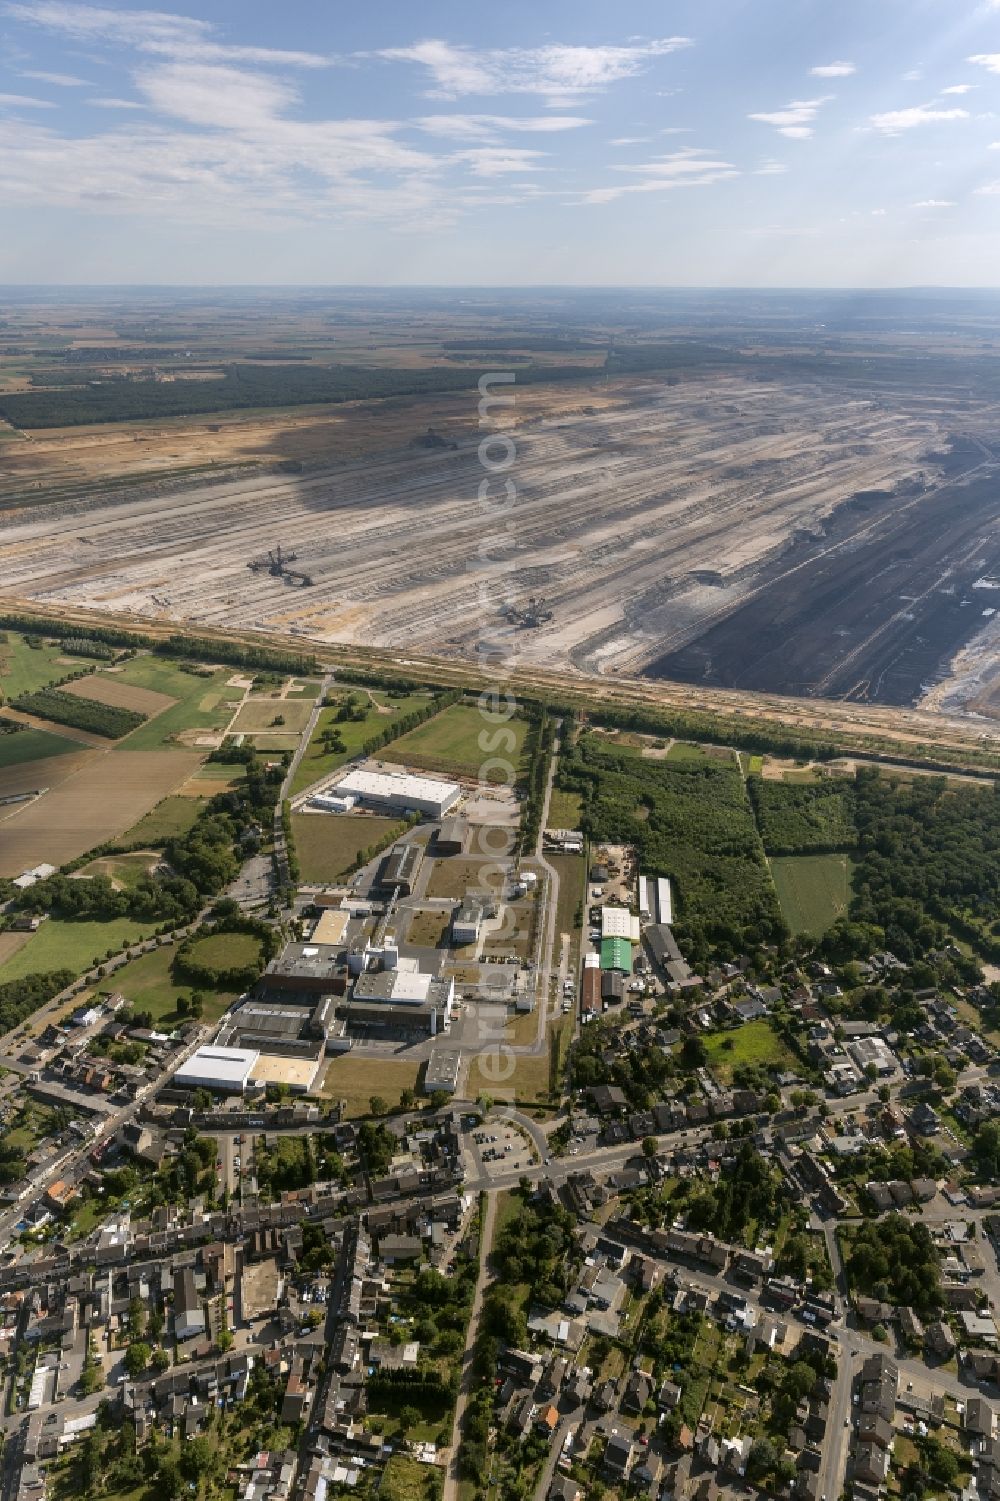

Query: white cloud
[748,96,832,139]
[941,84,975,95]
[609,135,651,145]
[449,146,546,176]
[581,147,737,203]
[969,54,1000,76]
[912,198,955,207]
[19,67,88,84]
[975,180,1000,195]
[87,96,142,108]
[660,126,693,135]
[375,37,692,104]
[753,159,788,175]
[902,69,923,83]
[5,2,330,67]
[415,113,591,140]
[868,103,969,135]
[0,90,55,106]
[136,62,299,129]
[810,61,855,78]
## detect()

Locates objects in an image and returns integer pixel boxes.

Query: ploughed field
[2,370,998,708]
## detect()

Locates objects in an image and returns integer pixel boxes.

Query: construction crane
[247,544,313,587]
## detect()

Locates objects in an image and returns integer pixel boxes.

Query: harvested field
[0,931,32,967]
[0,749,202,875]
[60,674,177,717]
[0,373,978,705]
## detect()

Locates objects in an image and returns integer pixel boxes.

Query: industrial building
[424,1047,462,1094]
[258,943,348,1000]
[377,843,423,896]
[601,937,633,974]
[346,965,454,1036]
[334,768,461,819]
[638,874,672,926]
[435,818,467,855]
[451,901,483,946]
[645,924,702,993]
[582,966,601,1019]
[602,906,641,942]
[215,996,334,1094]
[173,1045,260,1094]
[311,909,350,947]
[308,792,357,813]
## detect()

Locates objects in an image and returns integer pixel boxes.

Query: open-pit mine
[3,367,1000,713]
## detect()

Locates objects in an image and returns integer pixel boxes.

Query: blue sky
[3,0,1000,284]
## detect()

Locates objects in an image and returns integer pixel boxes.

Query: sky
[3,0,1000,285]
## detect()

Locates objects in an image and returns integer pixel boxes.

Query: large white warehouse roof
[335,768,461,814]
[174,1045,259,1092]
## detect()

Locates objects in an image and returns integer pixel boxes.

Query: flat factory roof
[250,1054,323,1091]
[337,769,460,805]
[175,1045,259,1087]
[312,909,350,947]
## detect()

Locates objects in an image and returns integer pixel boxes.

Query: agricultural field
[229,697,314,735]
[387,702,533,782]
[0,915,158,986]
[101,657,239,751]
[702,1019,798,1082]
[289,687,433,796]
[0,727,79,770]
[291,812,405,882]
[76,945,237,1028]
[0,749,203,876]
[320,1055,422,1117]
[769,853,852,936]
[60,673,178,718]
[177,761,248,794]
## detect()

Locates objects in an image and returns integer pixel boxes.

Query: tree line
[0,612,318,675]
[12,686,146,739]
[0,357,598,429]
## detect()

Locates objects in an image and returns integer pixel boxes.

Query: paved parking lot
[468,1120,536,1177]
